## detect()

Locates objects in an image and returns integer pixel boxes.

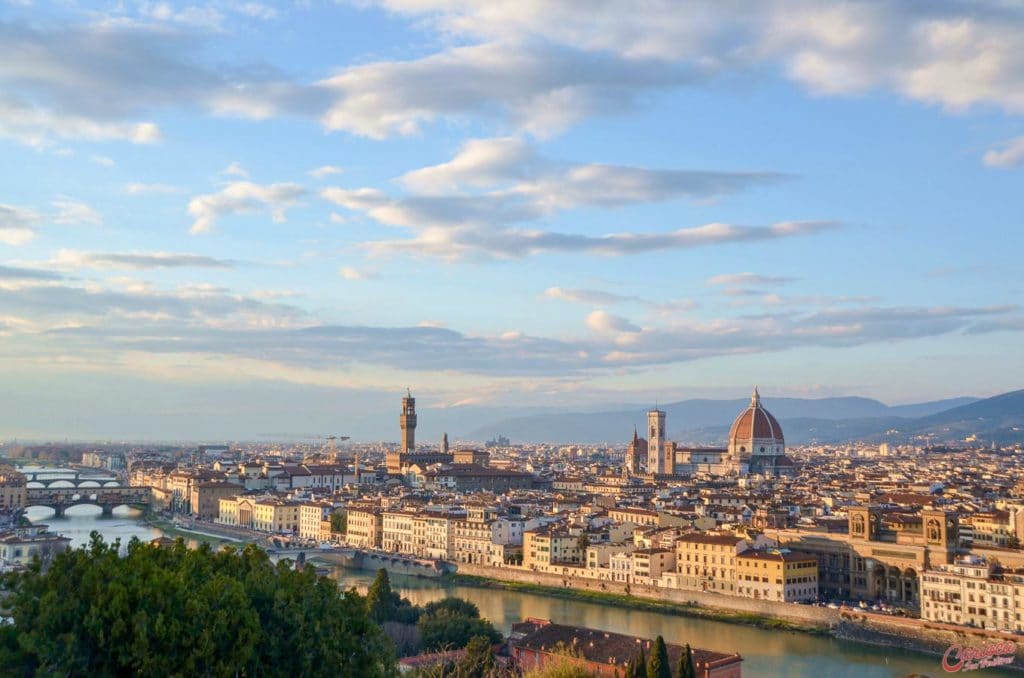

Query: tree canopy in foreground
[0,534,394,678]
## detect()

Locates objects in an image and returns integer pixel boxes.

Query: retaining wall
[453,562,840,626]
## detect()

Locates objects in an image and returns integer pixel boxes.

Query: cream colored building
[735,549,818,602]
[299,501,335,541]
[921,558,1023,631]
[346,506,383,549]
[523,526,583,570]
[672,533,750,594]
[382,509,416,554]
[253,499,301,534]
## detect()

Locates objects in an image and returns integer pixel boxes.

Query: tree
[648,636,671,678]
[0,534,395,678]
[367,568,399,622]
[677,643,696,678]
[634,646,648,678]
[331,509,347,534]
[576,532,590,554]
[454,635,496,678]
[417,597,502,652]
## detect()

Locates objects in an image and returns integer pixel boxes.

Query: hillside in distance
[467,395,981,444]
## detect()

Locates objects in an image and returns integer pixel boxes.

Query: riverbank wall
[311,550,455,578]
[453,562,837,627]
[835,610,1024,670]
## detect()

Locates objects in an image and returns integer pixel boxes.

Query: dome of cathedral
[728,387,784,452]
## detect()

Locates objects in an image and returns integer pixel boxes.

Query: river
[19,466,1017,677]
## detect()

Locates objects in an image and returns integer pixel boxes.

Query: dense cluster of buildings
[6,388,1024,639]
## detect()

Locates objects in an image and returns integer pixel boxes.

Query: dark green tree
[416,597,501,652]
[0,533,394,678]
[648,636,671,678]
[330,509,347,534]
[367,568,398,622]
[576,532,590,554]
[635,646,648,678]
[677,643,696,678]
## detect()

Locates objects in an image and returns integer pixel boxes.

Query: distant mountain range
[460,392,1024,445]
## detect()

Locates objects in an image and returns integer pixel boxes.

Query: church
[625,387,796,478]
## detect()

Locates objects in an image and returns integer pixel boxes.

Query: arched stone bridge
[26,486,151,517]
[24,472,120,488]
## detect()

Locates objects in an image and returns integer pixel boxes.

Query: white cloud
[707,272,798,287]
[323,139,809,260]
[0,95,161,148]
[318,42,692,138]
[0,204,39,245]
[983,136,1024,168]
[52,197,102,226]
[308,165,342,179]
[339,266,374,280]
[585,310,641,334]
[222,161,249,178]
[91,154,115,166]
[188,181,306,235]
[47,249,236,270]
[544,287,637,306]
[360,1,1024,117]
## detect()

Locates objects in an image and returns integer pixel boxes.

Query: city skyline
[2,1,1023,439]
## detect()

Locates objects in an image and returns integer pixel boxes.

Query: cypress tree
[677,643,696,678]
[648,636,671,678]
[635,645,648,678]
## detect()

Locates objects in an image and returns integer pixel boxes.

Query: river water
[20,466,1018,677]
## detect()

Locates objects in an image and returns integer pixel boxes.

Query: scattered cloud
[188,181,306,234]
[0,264,63,281]
[585,310,641,334]
[322,139,816,260]
[223,161,249,178]
[46,249,237,270]
[308,165,342,178]
[543,287,638,306]
[0,204,39,245]
[360,0,1024,118]
[983,136,1024,168]
[339,266,374,280]
[52,197,102,226]
[401,137,785,203]
[91,154,115,167]
[707,272,798,287]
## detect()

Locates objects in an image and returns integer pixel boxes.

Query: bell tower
[647,408,666,474]
[400,390,417,453]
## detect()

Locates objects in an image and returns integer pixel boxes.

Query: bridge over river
[25,486,151,517]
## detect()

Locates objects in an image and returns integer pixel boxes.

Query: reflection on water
[24,505,162,550]
[332,569,1016,678]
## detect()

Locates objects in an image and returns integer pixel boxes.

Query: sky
[1,0,1022,441]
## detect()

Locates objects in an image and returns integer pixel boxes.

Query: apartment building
[735,549,819,602]
[346,506,383,549]
[299,501,335,541]
[921,558,1024,631]
[671,533,750,594]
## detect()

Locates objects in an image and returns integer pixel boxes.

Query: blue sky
[1,0,1022,440]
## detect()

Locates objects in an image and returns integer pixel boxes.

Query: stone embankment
[453,562,838,626]
[835,609,1024,670]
